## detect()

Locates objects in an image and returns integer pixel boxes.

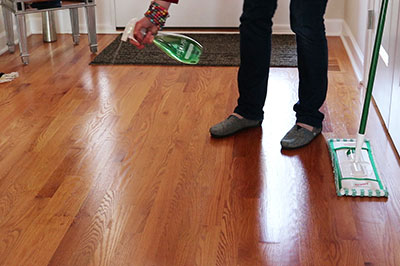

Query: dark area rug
[90,34,297,67]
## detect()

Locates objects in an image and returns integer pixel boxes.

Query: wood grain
[0,34,399,266]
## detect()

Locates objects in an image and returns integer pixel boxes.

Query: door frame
[111,0,117,30]
[363,0,400,84]
[388,1,400,153]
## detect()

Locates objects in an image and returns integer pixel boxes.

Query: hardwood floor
[0,34,399,266]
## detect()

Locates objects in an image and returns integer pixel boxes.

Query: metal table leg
[2,7,16,53]
[85,5,97,53]
[16,13,29,64]
[69,8,80,45]
[42,11,57,42]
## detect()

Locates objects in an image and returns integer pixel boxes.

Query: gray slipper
[280,125,322,149]
[209,115,262,138]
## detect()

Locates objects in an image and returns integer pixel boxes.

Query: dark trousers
[234,0,328,128]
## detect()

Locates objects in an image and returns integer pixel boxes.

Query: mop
[328,0,389,197]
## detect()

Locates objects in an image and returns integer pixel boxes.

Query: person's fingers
[129,39,144,49]
[129,34,141,46]
[131,18,160,48]
[149,25,159,35]
[133,23,145,44]
[143,31,155,44]
[143,24,159,44]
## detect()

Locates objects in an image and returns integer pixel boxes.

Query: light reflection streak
[256,68,311,261]
[74,67,119,176]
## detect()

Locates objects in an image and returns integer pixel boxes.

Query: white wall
[341,0,370,81]
[344,0,369,55]
[1,0,345,54]
[27,0,345,34]
[131,0,344,34]
[116,0,344,31]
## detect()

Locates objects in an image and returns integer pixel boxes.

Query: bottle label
[185,44,194,60]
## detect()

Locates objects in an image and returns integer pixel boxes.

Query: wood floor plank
[0,34,399,266]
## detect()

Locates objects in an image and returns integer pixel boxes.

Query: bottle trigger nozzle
[121,18,138,42]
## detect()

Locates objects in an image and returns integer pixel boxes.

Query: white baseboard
[340,21,364,82]
[273,19,343,36]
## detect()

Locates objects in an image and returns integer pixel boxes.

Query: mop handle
[359,0,389,135]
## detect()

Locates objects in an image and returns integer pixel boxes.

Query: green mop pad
[328,139,388,197]
[328,0,389,198]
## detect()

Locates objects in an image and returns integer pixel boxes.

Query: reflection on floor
[0,35,399,266]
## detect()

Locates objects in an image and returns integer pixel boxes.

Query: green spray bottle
[121,18,203,65]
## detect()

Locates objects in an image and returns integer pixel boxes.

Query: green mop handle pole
[359,0,389,135]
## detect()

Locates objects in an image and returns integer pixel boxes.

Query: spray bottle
[121,18,203,65]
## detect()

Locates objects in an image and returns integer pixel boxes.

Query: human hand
[130,0,171,49]
[130,17,159,49]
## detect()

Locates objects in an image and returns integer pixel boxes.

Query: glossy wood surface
[0,34,399,266]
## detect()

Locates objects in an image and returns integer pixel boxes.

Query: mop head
[328,139,388,197]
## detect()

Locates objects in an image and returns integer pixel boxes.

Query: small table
[1,0,98,64]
